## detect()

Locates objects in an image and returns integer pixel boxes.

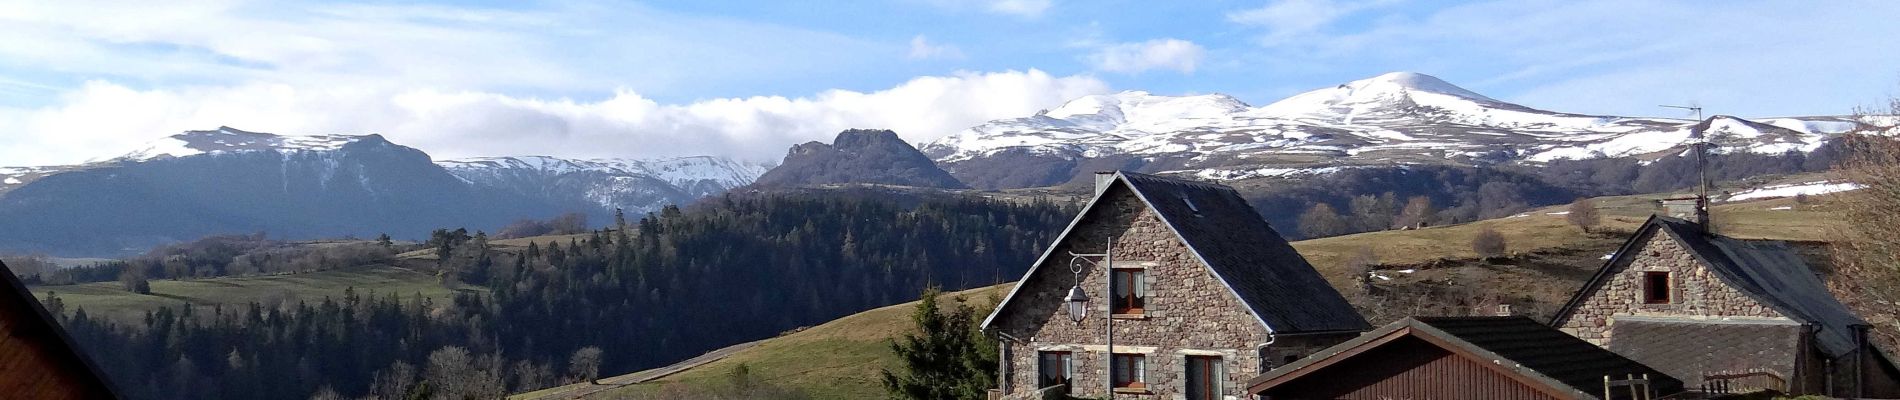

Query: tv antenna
[1659,103,1703,122]
[1660,103,1710,215]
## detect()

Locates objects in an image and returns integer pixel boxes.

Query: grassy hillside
[545,285,1008,400]
[30,264,473,323]
[543,193,1846,399]
[395,233,598,260]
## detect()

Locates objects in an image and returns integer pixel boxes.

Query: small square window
[1111,269,1146,314]
[1643,271,1671,304]
[1037,351,1072,392]
[1112,353,1146,389]
[1186,356,1223,400]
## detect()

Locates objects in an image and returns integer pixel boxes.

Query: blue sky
[3,0,1899,165]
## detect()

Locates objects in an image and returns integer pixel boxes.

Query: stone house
[980,171,1368,399]
[1550,208,1900,397]
[1248,316,1683,400]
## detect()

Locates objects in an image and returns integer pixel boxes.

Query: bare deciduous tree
[1395,196,1434,229]
[1566,197,1601,233]
[570,346,603,384]
[1345,246,1379,295]
[1833,94,1900,352]
[119,267,150,294]
[370,360,417,400]
[425,346,506,400]
[1299,203,1349,238]
[1472,226,1507,260]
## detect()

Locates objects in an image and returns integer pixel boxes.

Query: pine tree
[881,287,996,400]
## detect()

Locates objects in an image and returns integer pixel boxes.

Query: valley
[25,172,1850,399]
[522,190,1850,399]
[0,72,1884,400]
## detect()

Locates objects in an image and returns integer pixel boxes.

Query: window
[1643,271,1671,304]
[1111,269,1146,314]
[1186,356,1223,400]
[1037,352,1072,392]
[1112,353,1146,389]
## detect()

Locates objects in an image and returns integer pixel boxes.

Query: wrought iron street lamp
[1068,237,1115,397]
[1064,285,1089,323]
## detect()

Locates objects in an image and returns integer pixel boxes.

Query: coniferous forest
[47,190,1073,399]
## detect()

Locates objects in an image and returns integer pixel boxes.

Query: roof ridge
[1116,170,1239,192]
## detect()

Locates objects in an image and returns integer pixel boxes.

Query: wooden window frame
[1186,355,1222,400]
[1642,271,1671,304]
[1111,268,1146,315]
[1037,351,1072,392]
[1111,353,1146,389]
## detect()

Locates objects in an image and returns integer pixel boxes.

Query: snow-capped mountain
[0,127,764,256]
[104,127,372,163]
[921,72,1870,189]
[437,155,768,212]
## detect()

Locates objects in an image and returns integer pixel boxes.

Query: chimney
[1093,171,1116,196]
[1660,196,1708,228]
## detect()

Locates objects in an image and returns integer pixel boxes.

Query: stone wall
[1558,229,1787,345]
[994,185,1355,399]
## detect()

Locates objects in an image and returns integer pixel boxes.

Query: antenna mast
[1661,104,1710,221]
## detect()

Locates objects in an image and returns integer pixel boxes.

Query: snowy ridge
[106,126,371,162]
[922,72,1871,181]
[3,127,764,216]
[436,155,767,211]
[436,155,768,191]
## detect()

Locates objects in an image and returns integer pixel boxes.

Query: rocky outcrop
[751,129,966,189]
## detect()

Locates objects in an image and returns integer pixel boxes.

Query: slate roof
[980,171,1369,334]
[1553,215,1870,358]
[1417,317,1684,396]
[1250,316,1683,399]
[1605,317,1804,387]
[1116,172,1368,333]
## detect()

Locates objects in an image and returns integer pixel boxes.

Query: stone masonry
[994,185,1352,399]
[1558,229,1787,345]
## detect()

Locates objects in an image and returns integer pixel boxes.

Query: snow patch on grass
[1727,181,1864,201]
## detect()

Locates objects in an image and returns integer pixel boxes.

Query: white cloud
[1088,39,1206,75]
[987,0,1054,17]
[907,35,966,60]
[0,1,887,102]
[0,70,1110,166]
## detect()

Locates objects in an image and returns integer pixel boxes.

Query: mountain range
[0,72,1875,256]
[0,127,766,256]
[919,72,1869,189]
